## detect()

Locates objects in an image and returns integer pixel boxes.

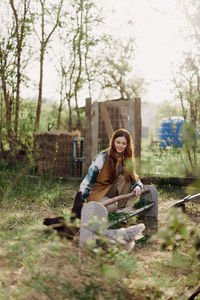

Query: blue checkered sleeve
[80,151,108,201]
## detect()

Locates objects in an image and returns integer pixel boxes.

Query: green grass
[141,142,200,177]
[0,165,200,299]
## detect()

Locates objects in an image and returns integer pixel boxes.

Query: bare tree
[173,54,200,173]
[95,37,145,101]
[55,0,102,131]
[31,0,64,135]
[172,0,200,174]
[9,0,31,138]
[56,59,65,130]
[0,0,32,153]
[182,0,200,47]
[0,41,14,150]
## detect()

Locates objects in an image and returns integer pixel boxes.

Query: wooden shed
[84,98,141,175]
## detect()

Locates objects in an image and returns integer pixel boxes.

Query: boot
[71,191,83,221]
[43,216,78,240]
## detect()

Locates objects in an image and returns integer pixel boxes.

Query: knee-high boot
[71,191,83,221]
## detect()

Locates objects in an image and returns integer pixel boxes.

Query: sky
[22,0,188,105]
[97,0,187,104]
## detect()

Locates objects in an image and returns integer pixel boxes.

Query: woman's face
[114,136,127,154]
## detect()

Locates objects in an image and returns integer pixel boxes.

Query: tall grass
[141,142,200,177]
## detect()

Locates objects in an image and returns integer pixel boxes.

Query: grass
[0,166,200,299]
[141,142,200,177]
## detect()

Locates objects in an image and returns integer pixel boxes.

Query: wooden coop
[35,131,81,177]
[83,98,141,175]
[34,98,141,178]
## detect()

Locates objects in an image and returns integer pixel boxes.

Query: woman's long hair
[108,128,139,182]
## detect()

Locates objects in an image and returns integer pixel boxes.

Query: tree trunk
[34,46,44,133]
[10,0,30,141]
[0,53,14,152]
[14,45,23,139]
[57,100,63,129]
[67,98,73,131]
[74,0,83,130]
[34,0,64,134]
[74,92,81,130]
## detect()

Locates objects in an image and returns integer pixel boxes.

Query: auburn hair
[108,128,139,182]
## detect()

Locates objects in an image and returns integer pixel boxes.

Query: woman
[71,128,143,220]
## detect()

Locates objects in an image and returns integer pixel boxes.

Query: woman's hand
[133,186,142,197]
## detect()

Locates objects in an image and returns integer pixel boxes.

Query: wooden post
[134,98,142,170]
[99,102,113,140]
[129,101,135,140]
[83,98,92,176]
[91,102,99,159]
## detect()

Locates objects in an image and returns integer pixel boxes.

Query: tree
[55,0,102,131]
[95,37,145,101]
[9,0,31,138]
[172,0,200,174]
[0,0,32,153]
[156,100,182,121]
[182,0,200,48]
[56,57,66,130]
[173,54,200,173]
[31,0,64,135]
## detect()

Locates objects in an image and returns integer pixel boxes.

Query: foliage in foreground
[0,168,200,299]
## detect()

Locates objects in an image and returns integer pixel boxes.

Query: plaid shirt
[80,151,143,202]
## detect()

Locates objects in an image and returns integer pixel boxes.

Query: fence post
[83,98,92,176]
[91,102,99,159]
[134,97,142,171]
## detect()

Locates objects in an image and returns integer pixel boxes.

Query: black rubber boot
[71,191,83,221]
[43,216,64,226]
[43,216,78,240]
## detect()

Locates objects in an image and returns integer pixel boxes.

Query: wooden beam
[83,98,92,176]
[128,100,135,139]
[134,98,142,170]
[91,102,99,159]
[99,102,114,140]
[102,189,150,207]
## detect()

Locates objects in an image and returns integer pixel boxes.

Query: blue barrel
[159,116,184,148]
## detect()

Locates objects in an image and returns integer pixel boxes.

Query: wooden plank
[103,191,135,207]
[119,111,124,128]
[134,98,141,169]
[91,102,99,159]
[83,98,92,176]
[99,102,114,140]
[102,189,151,207]
[128,100,135,140]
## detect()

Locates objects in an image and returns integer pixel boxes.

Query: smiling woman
[70,128,143,220]
[114,136,127,154]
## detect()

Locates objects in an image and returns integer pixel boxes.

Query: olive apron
[86,159,131,209]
